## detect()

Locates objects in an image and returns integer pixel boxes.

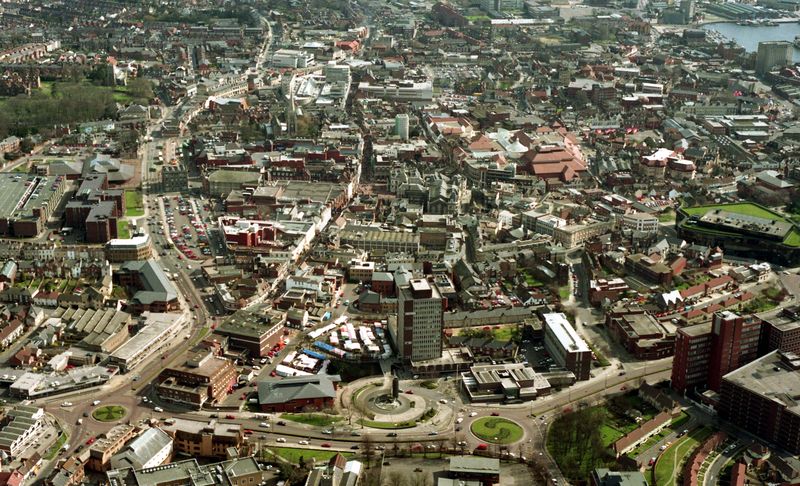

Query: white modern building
[622,213,659,234]
[542,313,592,380]
[0,406,45,458]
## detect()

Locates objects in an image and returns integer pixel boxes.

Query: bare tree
[409,472,432,486]
[362,434,375,467]
[363,468,381,486]
[436,438,447,457]
[384,471,407,486]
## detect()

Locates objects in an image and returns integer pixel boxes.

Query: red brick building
[671,322,712,394]
[256,375,339,413]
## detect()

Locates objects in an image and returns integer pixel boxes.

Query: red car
[491,412,500,416]
[476,444,488,451]
[405,390,413,394]
[244,429,254,435]
[194,304,199,309]
[226,414,235,419]
[86,437,96,445]
[321,443,331,448]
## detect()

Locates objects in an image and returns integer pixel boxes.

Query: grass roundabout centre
[92,405,127,422]
[470,416,524,444]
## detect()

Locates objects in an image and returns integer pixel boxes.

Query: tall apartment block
[671,311,763,394]
[395,278,443,362]
[708,310,762,391]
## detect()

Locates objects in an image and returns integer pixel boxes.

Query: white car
[276,438,286,443]
[260,422,270,428]
[154,407,164,413]
[456,418,463,424]
[92,400,101,406]
[298,440,309,445]
[469,412,478,417]
[61,402,72,407]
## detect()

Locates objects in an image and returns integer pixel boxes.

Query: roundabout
[470,416,524,445]
[92,405,127,422]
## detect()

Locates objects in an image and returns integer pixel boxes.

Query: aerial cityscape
[2,0,800,485]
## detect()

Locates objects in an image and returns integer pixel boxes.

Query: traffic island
[470,417,524,445]
[92,405,127,422]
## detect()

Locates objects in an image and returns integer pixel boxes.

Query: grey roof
[110,427,172,470]
[120,260,178,304]
[449,456,500,474]
[84,154,134,182]
[257,374,340,405]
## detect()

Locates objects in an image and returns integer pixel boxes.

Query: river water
[702,22,800,55]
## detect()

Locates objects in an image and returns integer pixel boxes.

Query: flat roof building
[395,278,444,362]
[160,418,244,459]
[108,313,184,373]
[156,351,237,409]
[461,362,550,402]
[105,235,153,263]
[542,312,592,380]
[213,307,286,358]
[105,457,263,486]
[0,174,66,238]
[719,351,800,454]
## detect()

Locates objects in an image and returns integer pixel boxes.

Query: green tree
[127,78,154,101]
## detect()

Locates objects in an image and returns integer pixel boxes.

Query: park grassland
[547,396,660,481]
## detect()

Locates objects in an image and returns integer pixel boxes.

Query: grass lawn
[522,271,544,287]
[189,327,210,346]
[113,86,134,103]
[741,296,777,313]
[117,220,130,239]
[39,81,54,97]
[588,344,611,367]
[654,427,713,486]
[93,405,127,422]
[282,413,343,428]
[492,326,516,341]
[125,190,145,216]
[12,163,28,173]
[785,229,800,247]
[420,380,438,389]
[267,447,352,464]
[559,286,570,300]
[358,418,417,429]
[45,431,68,460]
[670,412,690,429]
[599,423,626,445]
[658,210,675,223]
[470,417,524,444]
